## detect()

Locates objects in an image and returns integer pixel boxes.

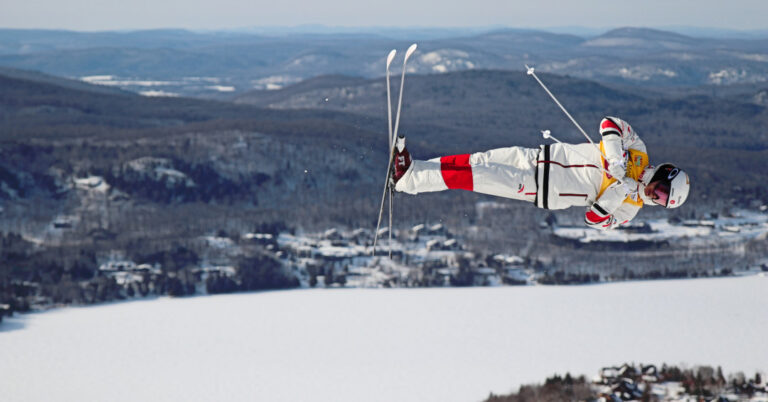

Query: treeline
[98,159,270,205]
[486,373,592,402]
[205,254,299,294]
[0,231,299,319]
[536,267,745,285]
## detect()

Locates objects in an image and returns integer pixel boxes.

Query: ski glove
[621,177,640,201]
[607,158,627,180]
[585,202,616,230]
[584,181,630,230]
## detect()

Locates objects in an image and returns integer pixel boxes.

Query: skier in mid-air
[390,116,690,230]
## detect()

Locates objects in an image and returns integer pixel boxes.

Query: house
[411,224,425,234]
[134,263,162,275]
[425,239,441,250]
[348,228,370,244]
[99,260,137,272]
[427,224,445,236]
[599,366,621,382]
[0,303,10,321]
[371,246,404,258]
[504,268,530,284]
[243,233,275,245]
[443,239,459,250]
[113,272,144,286]
[492,254,525,267]
[323,228,343,241]
[473,267,499,286]
[410,224,426,240]
[435,268,457,286]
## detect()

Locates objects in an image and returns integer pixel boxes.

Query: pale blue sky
[1,0,766,32]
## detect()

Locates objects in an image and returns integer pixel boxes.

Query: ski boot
[391,136,411,184]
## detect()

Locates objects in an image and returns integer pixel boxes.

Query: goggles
[651,180,671,207]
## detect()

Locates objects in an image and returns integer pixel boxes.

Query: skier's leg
[394,158,449,194]
[469,147,538,201]
[394,146,538,202]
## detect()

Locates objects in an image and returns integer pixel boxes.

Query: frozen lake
[2,275,767,402]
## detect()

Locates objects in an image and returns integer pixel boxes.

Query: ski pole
[526,65,638,189]
[525,65,597,147]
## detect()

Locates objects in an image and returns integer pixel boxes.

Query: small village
[488,363,768,401]
[0,221,540,320]
[87,208,768,303]
[591,363,768,402]
[4,205,768,320]
[93,222,540,299]
[552,208,768,247]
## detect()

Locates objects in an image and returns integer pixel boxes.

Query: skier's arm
[600,117,647,178]
[611,204,641,228]
[584,181,634,230]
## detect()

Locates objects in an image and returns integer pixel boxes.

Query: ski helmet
[648,163,690,208]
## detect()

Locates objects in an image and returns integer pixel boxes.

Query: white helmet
[647,163,690,208]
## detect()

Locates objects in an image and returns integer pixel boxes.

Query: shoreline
[3,271,765,330]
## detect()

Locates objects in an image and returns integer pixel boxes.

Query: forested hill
[0,69,402,225]
[0,69,387,142]
[3,67,768,218]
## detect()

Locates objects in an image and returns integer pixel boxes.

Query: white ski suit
[395,117,651,230]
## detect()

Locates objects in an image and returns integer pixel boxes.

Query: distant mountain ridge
[0,66,133,96]
[583,27,701,50]
[2,26,768,97]
[0,28,264,55]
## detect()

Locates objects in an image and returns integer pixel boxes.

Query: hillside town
[4,207,768,323]
[2,203,768,326]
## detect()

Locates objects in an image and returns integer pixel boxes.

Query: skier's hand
[621,177,640,200]
[607,158,626,179]
[585,203,615,230]
[594,181,628,214]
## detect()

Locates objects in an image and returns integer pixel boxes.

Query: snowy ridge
[417,49,476,73]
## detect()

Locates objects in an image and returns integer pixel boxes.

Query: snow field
[1,275,767,402]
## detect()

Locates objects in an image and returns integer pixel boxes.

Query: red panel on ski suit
[440,154,474,191]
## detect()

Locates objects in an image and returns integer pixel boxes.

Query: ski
[372,43,417,257]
